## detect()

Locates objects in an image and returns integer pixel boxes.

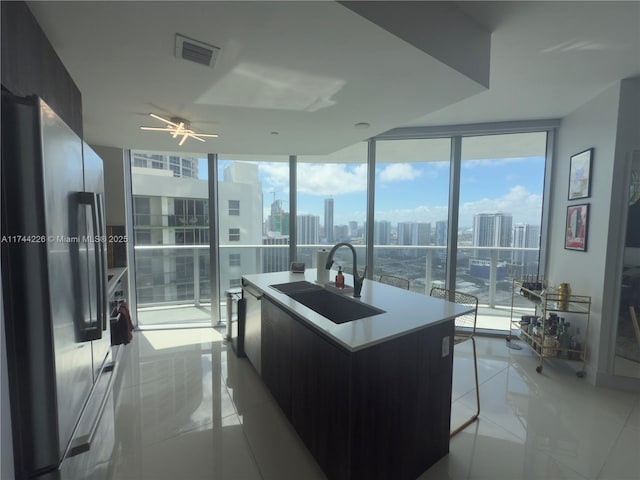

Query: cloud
[260,162,432,196]
[261,163,368,196]
[462,157,531,169]
[374,185,542,227]
[259,163,290,192]
[379,163,422,182]
[258,161,542,226]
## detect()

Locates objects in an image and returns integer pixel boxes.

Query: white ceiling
[26,1,640,157]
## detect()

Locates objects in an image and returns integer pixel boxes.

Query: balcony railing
[133,243,540,329]
[133,213,208,227]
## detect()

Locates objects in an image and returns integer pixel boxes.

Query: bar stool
[378,274,410,290]
[430,287,480,437]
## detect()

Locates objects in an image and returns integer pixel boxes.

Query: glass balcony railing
[133,213,209,228]
[133,243,540,331]
[134,245,211,306]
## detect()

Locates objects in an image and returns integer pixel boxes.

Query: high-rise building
[472,212,513,260]
[348,221,359,238]
[324,197,334,243]
[435,220,448,246]
[334,225,349,242]
[397,222,431,246]
[396,222,431,257]
[219,163,263,290]
[268,199,289,236]
[373,220,391,245]
[513,224,540,275]
[262,236,290,273]
[132,157,262,302]
[131,151,198,178]
[397,222,413,245]
[413,222,431,245]
[297,214,320,245]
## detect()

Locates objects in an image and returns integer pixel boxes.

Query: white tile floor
[109,329,640,480]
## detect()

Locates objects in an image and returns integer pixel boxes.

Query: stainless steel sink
[269,280,385,324]
[287,288,385,324]
[270,281,323,295]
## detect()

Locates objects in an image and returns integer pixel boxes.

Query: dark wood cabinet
[261,296,455,480]
[290,318,351,480]
[1,1,83,136]
[261,297,292,419]
[349,320,454,480]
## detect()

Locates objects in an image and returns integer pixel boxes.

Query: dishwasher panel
[242,282,263,375]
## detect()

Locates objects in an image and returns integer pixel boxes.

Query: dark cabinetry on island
[261,296,455,480]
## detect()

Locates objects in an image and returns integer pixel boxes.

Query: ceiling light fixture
[140,113,219,146]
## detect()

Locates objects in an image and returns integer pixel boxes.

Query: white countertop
[242,269,473,352]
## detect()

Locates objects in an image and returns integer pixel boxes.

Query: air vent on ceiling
[175,34,219,68]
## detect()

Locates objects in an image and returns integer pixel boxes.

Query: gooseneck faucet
[325,242,367,298]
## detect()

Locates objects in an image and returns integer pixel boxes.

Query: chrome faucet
[325,242,367,298]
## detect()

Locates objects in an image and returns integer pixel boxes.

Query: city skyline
[211,154,545,229]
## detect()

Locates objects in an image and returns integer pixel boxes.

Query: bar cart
[508,279,591,377]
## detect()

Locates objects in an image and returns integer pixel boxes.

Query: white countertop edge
[107,267,127,296]
[242,270,473,353]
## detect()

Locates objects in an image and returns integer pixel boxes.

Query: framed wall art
[565,203,589,251]
[568,148,593,200]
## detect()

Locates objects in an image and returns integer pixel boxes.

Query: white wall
[548,81,621,383]
[548,78,640,386]
[93,145,127,225]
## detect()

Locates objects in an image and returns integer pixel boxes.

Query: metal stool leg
[450,336,480,437]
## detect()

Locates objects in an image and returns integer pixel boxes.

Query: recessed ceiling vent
[175,34,219,68]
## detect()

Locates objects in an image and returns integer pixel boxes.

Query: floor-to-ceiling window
[457,132,547,330]
[126,124,553,333]
[296,142,368,279]
[373,138,451,293]
[130,151,212,327]
[216,155,289,322]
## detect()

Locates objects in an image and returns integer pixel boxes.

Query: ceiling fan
[140,113,219,146]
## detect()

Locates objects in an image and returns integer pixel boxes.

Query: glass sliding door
[216,155,289,322]
[296,143,368,280]
[373,138,451,294]
[131,151,212,327]
[457,132,547,330]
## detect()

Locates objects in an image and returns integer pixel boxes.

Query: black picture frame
[565,203,589,251]
[568,148,593,200]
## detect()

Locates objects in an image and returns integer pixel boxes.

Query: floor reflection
[109,330,640,480]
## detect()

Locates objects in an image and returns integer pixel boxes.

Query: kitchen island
[241,270,472,480]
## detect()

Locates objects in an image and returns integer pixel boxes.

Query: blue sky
[206,156,545,229]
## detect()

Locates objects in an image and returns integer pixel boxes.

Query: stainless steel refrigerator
[1,93,115,480]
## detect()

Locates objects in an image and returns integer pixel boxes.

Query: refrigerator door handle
[76,191,103,341]
[67,362,115,457]
[96,193,108,332]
